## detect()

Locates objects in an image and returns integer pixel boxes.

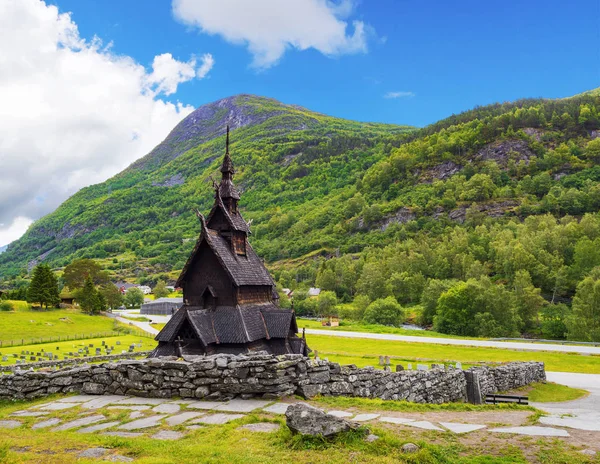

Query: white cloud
[0,218,34,249]
[172,0,372,68]
[196,53,215,78]
[384,91,415,99]
[0,0,213,247]
[148,53,198,96]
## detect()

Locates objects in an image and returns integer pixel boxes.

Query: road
[305,329,600,355]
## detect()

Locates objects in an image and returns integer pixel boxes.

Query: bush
[363,296,405,326]
[0,301,14,311]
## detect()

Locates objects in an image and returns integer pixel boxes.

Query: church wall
[184,242,235,307]
[237,286,272,304]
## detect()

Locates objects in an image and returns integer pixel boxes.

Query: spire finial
[226,125,230,154]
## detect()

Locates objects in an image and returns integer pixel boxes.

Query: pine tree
[27,264,60,309]
[77,275,100,315]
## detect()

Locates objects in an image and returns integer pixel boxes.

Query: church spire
[218,125,240,203]
[220,125,235,178]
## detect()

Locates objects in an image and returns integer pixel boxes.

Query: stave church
[151,127,308,358]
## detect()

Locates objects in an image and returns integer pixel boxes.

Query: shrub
[0,301,14,311]
[363,296,405,326]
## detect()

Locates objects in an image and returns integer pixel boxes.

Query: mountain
[0,245,6,254]
[0,94,411,280]
[3,90,600,340]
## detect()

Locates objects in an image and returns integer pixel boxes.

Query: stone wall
[468,362,546,397]
[0,353,545,404]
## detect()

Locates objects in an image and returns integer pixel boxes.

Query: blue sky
[0,0,598,247]
[49,0,600,128]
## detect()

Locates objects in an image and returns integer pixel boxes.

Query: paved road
[534,372,600,431]
[113,316,160,336]
[305,328,600,355]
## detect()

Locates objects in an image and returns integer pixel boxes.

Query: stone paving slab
[153,403,181,414]
[0,420,21,429]
[540,416,600,432]
[106,455,134,462]
[78,421,121,433]
[129,411,144,420]
[186,401,227,410]
[352,413,380,422]
[191,414,245,425]
[214,399,271,413]
[32,418,61,429]
[53,414,105,431]
[165,412,206,426]
[379,417,415,425]
[115,397,169,406]
[239,423,280,433]
[11,411,49,417]
[262,403,290,415]
[186,425,205,431]
[81,396,129,410]
[404,421,445,431]
[152,430,186,440]
[38,402,78,411]
[78,448,109,458]
[118,415,166,430]
[107,405,151,411]
[489,426,569,437]
[57,395,98,403]
[440,422,487,434]
[327,410,353,418]
[103,431,144,438]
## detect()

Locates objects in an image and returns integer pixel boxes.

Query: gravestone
[116,341,121,345]
[456,362,462,369]
[378,356,384,366]
[407,363,412,370]
[395,364,404,372]
[464,370,483,404]
[417,364,428,371]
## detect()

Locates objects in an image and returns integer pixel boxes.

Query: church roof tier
[156,303,297,346]
[176,223,272,288]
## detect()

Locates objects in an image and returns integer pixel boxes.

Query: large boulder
[285,403,360,437]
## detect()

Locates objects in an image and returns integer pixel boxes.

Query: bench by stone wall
[467,362,546,397]
[0,353,545,404]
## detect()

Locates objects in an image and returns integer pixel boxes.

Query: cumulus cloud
[0,0,212,247]
[384,91,415,99]
[172,0,372,68]
[197,53,215,78]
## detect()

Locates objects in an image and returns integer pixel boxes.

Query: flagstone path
[0,393,588,446]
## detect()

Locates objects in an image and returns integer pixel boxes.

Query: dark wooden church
[151,128,308,358]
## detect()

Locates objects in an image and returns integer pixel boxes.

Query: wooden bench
[485,394,529,405]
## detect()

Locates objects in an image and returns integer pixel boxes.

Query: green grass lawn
[0,307,118,345]
[0,334,156,366]
[150,322,166,331]
[0,395,593,464]
[511,382,589,403]
[298,318,482,340]
[307,334,600,374]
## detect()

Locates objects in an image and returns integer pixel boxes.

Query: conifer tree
[77,275,101,315]
[27,264,60,309]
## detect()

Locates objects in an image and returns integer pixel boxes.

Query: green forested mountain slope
[0,94,411,279]
[3,91,600,340]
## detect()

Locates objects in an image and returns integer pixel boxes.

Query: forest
[1,91,600,341]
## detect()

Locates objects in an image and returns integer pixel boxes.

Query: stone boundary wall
[467,362,546,397]
[0,351,153,373]
[0,353,545,403]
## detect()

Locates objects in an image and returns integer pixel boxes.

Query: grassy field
[0,334,156,366]
[297,318,481,340]
[513,382,589,403]
[306,334,600,374]
[0,396,594,464]
[0,306,118,345]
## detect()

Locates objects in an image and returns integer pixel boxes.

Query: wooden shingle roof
[155,302,295,345]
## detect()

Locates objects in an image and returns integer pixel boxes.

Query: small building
[139,285,152,295]
[308,287,321,297]
[114,282,138,295]
[141,297,184,315]
[152,127,308,358]
[59,287,76,306]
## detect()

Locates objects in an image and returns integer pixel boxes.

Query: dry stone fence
[0,352,545,404]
